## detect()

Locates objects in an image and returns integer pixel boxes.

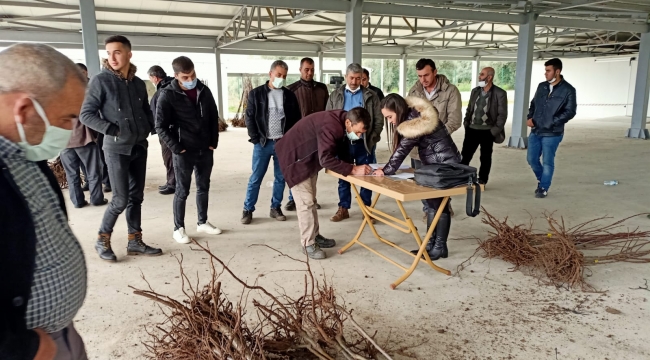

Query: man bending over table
[276,108,373,260]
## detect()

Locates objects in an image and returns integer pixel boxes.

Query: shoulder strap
[465,175,481,217]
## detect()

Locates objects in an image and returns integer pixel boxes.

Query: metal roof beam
[536,17,649,33]
[362,2,525,24]
[168,0,350,12]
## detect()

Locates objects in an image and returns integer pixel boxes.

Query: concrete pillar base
[626,128,650,139]
[507,135,528,149]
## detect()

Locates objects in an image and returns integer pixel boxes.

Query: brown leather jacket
[287,79,329,118]
[66,119,96,149]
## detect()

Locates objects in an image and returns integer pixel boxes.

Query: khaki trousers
[291,174,319,247]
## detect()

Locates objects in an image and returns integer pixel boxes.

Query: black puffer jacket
[150,76,175,117]
[155,79,219,154]
[383,96,460,175]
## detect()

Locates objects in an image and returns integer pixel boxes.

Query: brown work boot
[330,207,349,222]
[95,233,116,262]
[127,232,163,256]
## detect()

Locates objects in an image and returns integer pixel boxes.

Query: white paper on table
[388,173,415,180]
[369,163,410,170]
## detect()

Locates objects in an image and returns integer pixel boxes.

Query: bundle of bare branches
[230,76,252,128]
[132,242,394,360]
[218,117,229,132]
[48,157,68,189]
[460,209,650,291]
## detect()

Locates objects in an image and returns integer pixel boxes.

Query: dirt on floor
[68,116,650,360]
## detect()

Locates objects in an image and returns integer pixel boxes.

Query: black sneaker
[270,207,287,221]
[535,188,548,198]
[534,182,541,195]
[315,234,336,248]
[103,184,112,193]
[127,232,163,256]
[74,200,89,209]
[285,200,296,211]
[91,198,109,206]
[159,186,175,195]
[158,184,167,191]
[241,210,253,225]
[81,183,89,192]
[95,233,117,262]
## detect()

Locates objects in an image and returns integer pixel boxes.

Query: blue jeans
[338,142,375,208]
[527,133,563,190]
[244,140,285,212]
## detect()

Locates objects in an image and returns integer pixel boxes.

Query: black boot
[95,233,117,262]
[428,212,451,260]
[127,232,163,256]
[411,210,437,256]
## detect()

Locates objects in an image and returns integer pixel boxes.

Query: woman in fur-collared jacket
[374,94,460,260]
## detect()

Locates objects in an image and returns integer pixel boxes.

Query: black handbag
[414,163,481,217]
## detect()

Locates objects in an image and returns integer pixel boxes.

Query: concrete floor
[68,116,650,360]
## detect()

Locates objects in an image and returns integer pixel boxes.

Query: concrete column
[79,0,100,77]
[346,0,363,65]
[399,54,407,96]
[627,32,650,139]
[471,56,481,89]
[508,13,536,149]
[318,51,324,83]
[214,48,224,119]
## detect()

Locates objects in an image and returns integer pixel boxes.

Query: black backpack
[414,163,481,217]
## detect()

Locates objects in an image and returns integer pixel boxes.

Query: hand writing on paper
[373,169,385,177]
[351,165,373,176]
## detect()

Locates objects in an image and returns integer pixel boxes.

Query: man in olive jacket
[80,35,162,262]
[460,67,508,185]
[326,63,383,223]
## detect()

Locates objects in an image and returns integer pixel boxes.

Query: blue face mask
[182,78,197,90]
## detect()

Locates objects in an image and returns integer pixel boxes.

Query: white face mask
[15,98,72,162]
[346,85,361,94]
[478,81,487,88]
[271,76,286,88]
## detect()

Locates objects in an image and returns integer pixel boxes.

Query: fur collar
[102,59,137,81]
[396,96,440,138]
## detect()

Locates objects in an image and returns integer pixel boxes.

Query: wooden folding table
[326,169,483,289]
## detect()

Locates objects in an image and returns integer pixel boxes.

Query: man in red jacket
[276,107,373,260]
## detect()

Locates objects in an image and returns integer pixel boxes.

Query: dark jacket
[368,83,385,101]
[80,59,154,155]
[463,84,508,144]
[66,119,96,149]
[326,86,384,153]
[246,82,302,147]
[0,159,67,360]
[150,76,175,117]
[527,76,577,137]
[383,96,460,175]
[276,110,354,188]
[155,79,219,154]
[287,79,330,117]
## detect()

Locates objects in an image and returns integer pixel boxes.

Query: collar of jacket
[101,59,137,81]
[414,74,451,97]
[396,96,440,139]
[169,78,205,94]
[299,78,316,87]
[157,76,175,90]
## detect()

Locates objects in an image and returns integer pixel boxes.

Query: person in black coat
[148,65,176,195]
[155,56,221,245]
[374,94,460,260]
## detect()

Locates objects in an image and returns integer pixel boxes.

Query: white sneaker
[173,227,191,244]
[197,222,222,235]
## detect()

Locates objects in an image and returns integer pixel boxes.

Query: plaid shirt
[0,136,87,333]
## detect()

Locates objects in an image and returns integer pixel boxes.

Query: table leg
[391,196,451,290]
[338,185,381,255]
